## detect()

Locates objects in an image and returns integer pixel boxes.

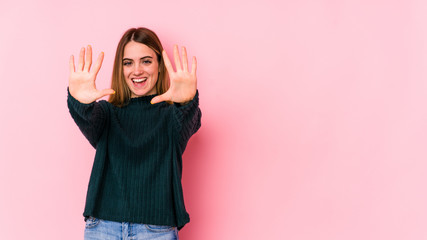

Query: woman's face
[123,41,159,98]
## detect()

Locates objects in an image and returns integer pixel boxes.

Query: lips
[132,77,147,83]
[126,73,157,97]
[131,77,148,88]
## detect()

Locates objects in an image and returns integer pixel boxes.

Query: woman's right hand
[69,45,115,104]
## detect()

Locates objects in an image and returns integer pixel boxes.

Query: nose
[134,63,144,75]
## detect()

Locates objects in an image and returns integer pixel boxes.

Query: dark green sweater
[67,89,201,230]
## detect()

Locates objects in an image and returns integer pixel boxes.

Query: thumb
[151,93,169,104]
[96,88,116,100]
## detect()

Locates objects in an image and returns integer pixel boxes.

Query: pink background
[1,0,427,239]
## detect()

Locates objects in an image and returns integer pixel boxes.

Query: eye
[143,60,152,64]
[123,61,132,66]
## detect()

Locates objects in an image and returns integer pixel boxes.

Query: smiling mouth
[132,77,147,83]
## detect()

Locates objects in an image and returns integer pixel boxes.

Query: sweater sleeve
[172,90,202,151]
[67,88,108,148]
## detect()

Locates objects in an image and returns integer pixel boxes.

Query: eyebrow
[122,56,153,61]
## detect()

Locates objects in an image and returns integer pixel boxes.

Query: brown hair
[109,27,169,107]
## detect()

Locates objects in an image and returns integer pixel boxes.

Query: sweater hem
[83,211,190,230]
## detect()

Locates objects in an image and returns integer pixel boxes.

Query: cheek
[148,67,158,75]
[123,67,130,78]
[149,62,159,75]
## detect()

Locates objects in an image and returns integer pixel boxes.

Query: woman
[67,27,201,240]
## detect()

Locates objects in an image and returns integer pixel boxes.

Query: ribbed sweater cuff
[67,88,96,117]
[172,90,201,140]
[173,90,199,119]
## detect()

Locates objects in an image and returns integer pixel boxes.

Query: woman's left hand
[151,45,197,105]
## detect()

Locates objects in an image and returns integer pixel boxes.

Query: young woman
[67,27,201,240]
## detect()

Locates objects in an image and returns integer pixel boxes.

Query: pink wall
[1,0,427,239]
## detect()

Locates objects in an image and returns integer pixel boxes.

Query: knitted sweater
[67,89,201,230]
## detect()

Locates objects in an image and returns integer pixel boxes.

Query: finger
[151,91,171,104]
[173,45,182,71]
[182,46,188,72]
[162,50,174,75]
[84,45,92,72]
[78,47,85,72]
[69,55,75,73]
[96,88,116,100]
[92,52,104,76]
[191,56,197,75]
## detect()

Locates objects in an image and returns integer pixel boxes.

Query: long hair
[109,27,169,107]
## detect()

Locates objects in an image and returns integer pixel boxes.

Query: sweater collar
[129,94,157,103]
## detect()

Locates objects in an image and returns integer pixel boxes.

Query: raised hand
[69,45,115,104]
[151,45,197,105]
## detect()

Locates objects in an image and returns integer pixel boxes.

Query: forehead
[123,41,156,58]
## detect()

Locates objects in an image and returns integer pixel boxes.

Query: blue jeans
[84,217,179,240]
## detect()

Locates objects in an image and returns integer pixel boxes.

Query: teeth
[133,78,147,83]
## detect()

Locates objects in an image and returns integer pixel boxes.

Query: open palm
[69,45,115,104]
[151,45,197,105]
